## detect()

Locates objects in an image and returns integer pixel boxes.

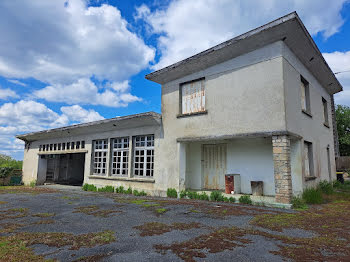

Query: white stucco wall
[282,43,336,187]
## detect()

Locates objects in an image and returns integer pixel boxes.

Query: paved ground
[0,185,349,261]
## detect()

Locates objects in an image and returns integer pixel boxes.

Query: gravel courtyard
[1,185,349,262]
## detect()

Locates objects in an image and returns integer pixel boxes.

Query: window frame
[133,135,154,177]
[322,97,329,127]
[111,137,129,177]
[304,141,315,180]
[300,76,311,117]
[178,77,206,117]
[92,139,108,176]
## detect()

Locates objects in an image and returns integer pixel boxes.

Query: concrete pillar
[272,135,293,204]
[178,142,186,191]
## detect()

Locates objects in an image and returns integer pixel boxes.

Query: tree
[0,154,23,169]
[336,105,350,156]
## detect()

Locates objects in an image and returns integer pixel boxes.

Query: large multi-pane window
[111,137,129,176]
[134,135,154,177]
[93,139,108,175]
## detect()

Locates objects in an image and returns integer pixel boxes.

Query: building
[17,12,342,204]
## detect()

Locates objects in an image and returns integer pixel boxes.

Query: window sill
[177,110,208,118]
[324,122,330,128]
[88,175,155,183]
[302,109,312,118]
[305,176,317,181]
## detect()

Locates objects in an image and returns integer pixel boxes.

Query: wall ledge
[88,176,155,183]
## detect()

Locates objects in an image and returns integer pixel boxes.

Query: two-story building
[17,12,342,204]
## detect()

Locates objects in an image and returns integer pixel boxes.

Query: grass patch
[32,213,55,218]
[302,188,323,204]
[291,196,308,210]
[73,205,121,217]
[97,186,114,193]
[156,208,168,214]
[134,222,201,236]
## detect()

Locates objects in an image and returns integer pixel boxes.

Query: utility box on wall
[251,181,263,196]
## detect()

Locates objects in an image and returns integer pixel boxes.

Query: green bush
[82,183,97,192]
[291,196,307,210]
[199,192,209,201]
[229,197,236,203]
[223,197,229,202]
[97,186,114,193]
[0,154,22,169]
[82,184,89,191]
[126,187,132,194]
[116,186,125,193]
[179,190,187,199]
[0,167,14,179]
[239,195,252,205]
[210,191,224,202]
[167,188,178,198]
[187,191,200,199]
[302,188,323,204]
[318,180,334,195]
[133,189,147,196]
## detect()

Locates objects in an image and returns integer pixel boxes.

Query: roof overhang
[145,12,342,95]
[16,112,161,142]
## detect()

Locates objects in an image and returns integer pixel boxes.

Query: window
[50,144,53,151]
[67,142,70,150]
[42,145,46,152]
[71,142,75,150]
[39,145,42,151]
[111,137,129,176]
[134,135,154,177]
[322,97,329,126]
[76,141,80,149]
[62,143,66,150]
[54,144,57,151]
[301,76,311,114]
[93,139,108,175]
[304,141,314,178]
[180,78,205,115]
[58,143,61,150]
[81,141,85,149]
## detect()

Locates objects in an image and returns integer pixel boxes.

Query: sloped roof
[145,12,342,95]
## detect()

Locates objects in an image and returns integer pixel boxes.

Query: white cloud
[137,0,349,69]
[0,100,105,157]
[60,105,104,123]
[0,88,18,100]
[0,0,154,101]
[7,79,26,86]
[34,78,141,107]
[324,51,350,106]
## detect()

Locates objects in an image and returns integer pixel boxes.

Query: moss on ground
[73,205,121,218]
[134,222,201,236]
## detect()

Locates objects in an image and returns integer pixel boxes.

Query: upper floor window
[180,78,205,115]
[322,97,329,127]
[301,76,311,115]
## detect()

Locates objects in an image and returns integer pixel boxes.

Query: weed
[302,188,323,204]
[210,191,224,202]
[223,197,229,203]
[130,199,149,205]
[229,197,236,203]
[126,187,132,194]
[187,191,200,200]
[82,184,97,192]
[97,186,114,193]
[180,190,187,199]
[167,188,178,198]
[32,213,55,218]
[156,208,168,214]
[29,180,36,188]
[318,180,334,195]
[115,186,125,193]
[199,192,209,201]
[133,190,147,196]
[239,195,252,205]
[291,196,308,210]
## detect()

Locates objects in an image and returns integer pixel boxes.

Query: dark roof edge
[16,111,161,141]
[145,12,298,81]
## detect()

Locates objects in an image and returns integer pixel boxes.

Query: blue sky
[0,0,349,160]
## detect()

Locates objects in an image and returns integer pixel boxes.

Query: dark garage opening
[42,153,85,186]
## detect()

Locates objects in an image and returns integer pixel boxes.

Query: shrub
[210,191,224,202]
[167,188,178,198]
[318,180,334,195]
[0,167,14,179]
[199,192,209,201]
[97,186,114,193]
[187,191,200,200]
[29,180,36,188]
[82,184,89,191]
[87,184,97,192]
[223,197,229,202]
[302,188,323,204]
[126,187,132,194]
[116,186,125,193]
[239,195,252,205]
[133,189,147,196]
[229,197,236,203]
[291,196,307,210]
[180,190,187,199]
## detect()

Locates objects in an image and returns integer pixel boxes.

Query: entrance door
[202,144,227,190]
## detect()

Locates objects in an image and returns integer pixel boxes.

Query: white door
[202,144,227,190]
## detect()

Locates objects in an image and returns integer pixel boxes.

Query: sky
[0,0,349,160]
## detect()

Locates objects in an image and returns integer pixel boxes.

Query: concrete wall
[282,43,337,188]
[185,138,275,195]
[159,42,286,192]
[22,124,163,195]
